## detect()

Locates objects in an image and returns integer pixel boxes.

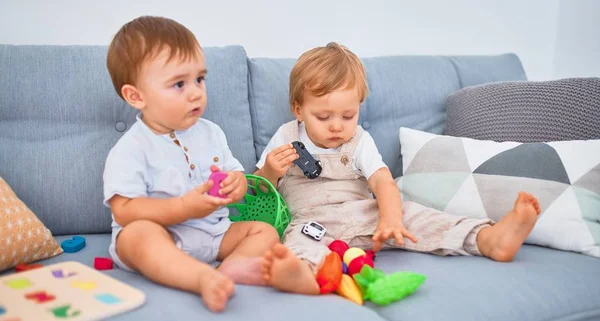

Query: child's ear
[121,85,145,110]
[292,101,302,121]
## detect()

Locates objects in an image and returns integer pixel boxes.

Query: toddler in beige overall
[257,42,542,295]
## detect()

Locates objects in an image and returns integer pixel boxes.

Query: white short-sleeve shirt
[256,122,387,180]
[103,114,244,235]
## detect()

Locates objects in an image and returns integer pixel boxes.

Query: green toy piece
[352,265,426,305]
[227,174,291,238]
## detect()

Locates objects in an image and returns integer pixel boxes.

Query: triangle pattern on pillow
[548,140,600,184]
[401,172,469,211]
[444,174,487,219]
[473,143,570,184]
[461,137,520,172]
[573,163,600,196]
[405,137,470,175]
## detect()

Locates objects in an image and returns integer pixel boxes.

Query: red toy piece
[15,263,43,273]
[365,249,376,261]
[315,252,343,294]
[328,240,349,259]
[347,254,375,276]
[94,257,113,270]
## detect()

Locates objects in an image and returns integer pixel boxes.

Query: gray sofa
[1,44,599,321]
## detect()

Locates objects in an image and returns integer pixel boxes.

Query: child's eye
[317,116,329,121]
[174,81,185,89]
[343,115,356,120]
[195,76,205,84]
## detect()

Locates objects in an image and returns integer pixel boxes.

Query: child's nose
[330,122,343,132]
[188,86,203,102]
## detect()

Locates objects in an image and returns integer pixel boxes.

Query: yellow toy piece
[343,248,366,265]
[336,274,363,305]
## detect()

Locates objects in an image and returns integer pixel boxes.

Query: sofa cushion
[248,54,527,177]
[0,177,63,272]
[445,78,600,142]
[0,45,254,235]
[247,58,297,163]
[373,246,600,321]
[397,127,600,257]
[4,234,599,321]
[447,54,527,88]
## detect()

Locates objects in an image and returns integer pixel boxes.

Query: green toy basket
[227,174,291,238]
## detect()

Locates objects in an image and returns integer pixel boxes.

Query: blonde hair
[289,42,367,111]
[106,16,202,100]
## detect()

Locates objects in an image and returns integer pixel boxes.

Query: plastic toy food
[336,274,363,305]
[347,254,374,276]
[316,252,343,294]
[343,247,366,265]
[353,265,426,305]
[328,240,350,258]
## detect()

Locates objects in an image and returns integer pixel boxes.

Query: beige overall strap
[340,126,365,155]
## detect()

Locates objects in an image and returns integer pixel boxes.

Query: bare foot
[197,269,235,313]
[218,256,266,286]
[260,244,320,295]
[477,192,541,262]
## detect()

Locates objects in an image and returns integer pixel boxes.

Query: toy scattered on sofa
[60,236,86,253]
[316,239,426,306]
[15,263,43,273]
[94,258,114,271]
[0,261,145,320]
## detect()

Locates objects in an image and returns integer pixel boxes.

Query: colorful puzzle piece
[60,236,86,253]
[71,281,97,291]
[15,263,43,273]
[94,257,113,270]
[25,291,56,304]
[96,294,122,305]
[52,269,77,279]
[4,278,32,290]
[49,304,81,318]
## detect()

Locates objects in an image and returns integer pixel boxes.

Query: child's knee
[250,221,280,244]
[118,220,169,251]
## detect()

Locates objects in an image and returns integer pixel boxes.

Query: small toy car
[302,221,327,241]
[292,141,322,179]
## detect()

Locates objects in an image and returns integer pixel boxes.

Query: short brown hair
[106,16,202,100]
[289,42,367,111]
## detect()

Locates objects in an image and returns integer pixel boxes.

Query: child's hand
[181,180,233,219]
[372,217,418,252]
[263,144,298,179]
[212,166,248,202]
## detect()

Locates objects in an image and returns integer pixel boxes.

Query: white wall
[0,0,594,81]
[553,0,600,79]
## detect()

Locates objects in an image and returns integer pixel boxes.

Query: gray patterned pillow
[445,78,600,142]
[397,127,600,258]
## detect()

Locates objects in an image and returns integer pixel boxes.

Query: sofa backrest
[248,53,527,178]
[0,45,254,235]
[0,44,526,235]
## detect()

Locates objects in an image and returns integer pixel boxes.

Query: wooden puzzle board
[0,261,145,321]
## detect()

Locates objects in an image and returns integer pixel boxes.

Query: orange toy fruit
[316,252,343,294]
